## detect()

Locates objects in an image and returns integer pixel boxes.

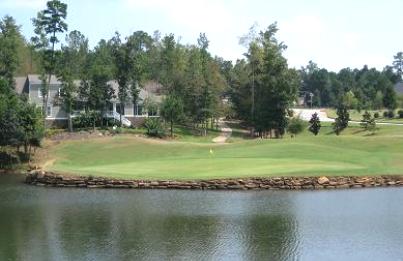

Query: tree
[0,79,20,150]
[253,24,299,138]
[333,106,350,135]
[0,78,44,161]
[393,52,403,81]
[88,40,115,128]
[56,49,75,132]
[198,33,214,136]
[287,118,305,137]
[161,95,184,137]
[0,16,22,87]
[341,91,358,109]
[373,91,384,109]
[56,31,88,132]
[308,112,321,136]
[110,32,131,126]
[360,111,376,134]
[32,0,68,122]
[17,98,45,158]
[383,85,397,110]
[126,31,153,113]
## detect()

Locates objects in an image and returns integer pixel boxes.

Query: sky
[1,0,402,71]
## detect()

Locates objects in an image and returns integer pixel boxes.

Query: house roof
[14,76,27,94]
[28,74,60,85]
[395,82,403,95]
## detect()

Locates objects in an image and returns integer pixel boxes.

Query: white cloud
[0,0,46,9]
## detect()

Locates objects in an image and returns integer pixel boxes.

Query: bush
[45,128,65,138]
[308,112,321,136]
[333,107,350,135]
[144,118,165,138]
[0,151,20,169]
[373,112,379,119]
[398,110,403,119]
[387,110,395,119]
[73,111,101,129]
[360,111,376,133]
[287,118,305,137]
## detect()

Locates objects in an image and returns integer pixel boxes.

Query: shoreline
[26,170,403,190]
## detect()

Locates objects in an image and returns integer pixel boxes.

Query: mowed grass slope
[45,125,403,180]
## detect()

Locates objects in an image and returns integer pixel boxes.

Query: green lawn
[44,124,403,180]
[326,109,403,123]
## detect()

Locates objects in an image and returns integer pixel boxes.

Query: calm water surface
[1,174,403,261]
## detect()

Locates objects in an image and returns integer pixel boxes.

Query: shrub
[44,128,64,138]
[360,111,376,133]
[387,110,395,119]
[383,111,389,118]
[73,111,101,129]
[373,112,379,119]
[144,118,165,138]
[308,112,321,136]
[287,118,305,137]
[333,107,350,135]
[0,151,20,169]
[398,110,403,119]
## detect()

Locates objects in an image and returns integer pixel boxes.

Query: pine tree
[360,111,376,134]
[333,106,350,135]
[308,112,321,136]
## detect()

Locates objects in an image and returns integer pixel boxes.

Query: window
[46,106,52,117]
[116,103,125,115]
[38,87,49,98]
[148,107,158,116]
[135,105,143,116]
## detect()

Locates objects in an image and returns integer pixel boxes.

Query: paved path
[212,119,233,143]
[293,108,403,126]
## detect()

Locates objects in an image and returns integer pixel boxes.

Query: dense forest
[0,0,402,158]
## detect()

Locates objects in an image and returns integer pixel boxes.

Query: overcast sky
[1,0,402,71]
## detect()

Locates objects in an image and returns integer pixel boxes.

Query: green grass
[326,109,403,123]
[43,123,403,180]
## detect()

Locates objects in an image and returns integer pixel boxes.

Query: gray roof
[28,74,60,85]
[14,76,27,94]
[395,82,403,95]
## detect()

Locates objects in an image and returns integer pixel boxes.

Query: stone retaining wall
[25,171,403,190]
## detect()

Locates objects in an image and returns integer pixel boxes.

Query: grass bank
[40,123,403,180]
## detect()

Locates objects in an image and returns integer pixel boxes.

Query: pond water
[1,174,403,261]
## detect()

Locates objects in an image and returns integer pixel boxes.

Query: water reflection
[1,175,403,260]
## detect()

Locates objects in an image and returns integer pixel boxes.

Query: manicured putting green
[46,125,403,180]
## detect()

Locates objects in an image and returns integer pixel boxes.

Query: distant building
[14,75,163,127]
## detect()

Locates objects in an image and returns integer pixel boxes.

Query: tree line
[299,60,401,110]
[0,0,402,150]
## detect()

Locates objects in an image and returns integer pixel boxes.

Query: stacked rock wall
[26,171,403,190]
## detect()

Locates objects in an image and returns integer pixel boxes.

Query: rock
[329,181,339,186]
[37,171,45,179]
[337,184,350,189]
[227,185,243,190]
[245,183,258,189]
[317,176,329,185]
